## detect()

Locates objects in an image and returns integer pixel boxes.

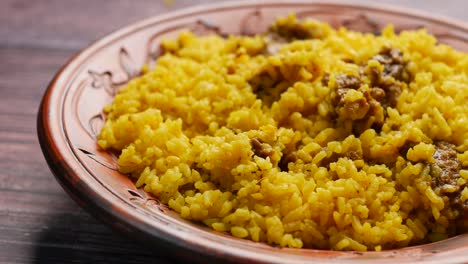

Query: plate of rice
[38,1,468,263]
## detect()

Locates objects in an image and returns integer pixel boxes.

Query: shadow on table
[32,211,185,264]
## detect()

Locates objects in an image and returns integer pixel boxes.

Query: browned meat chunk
[335,74,362,90]
[321,73,330,87]
[330,74,363,98]
[319,147,363,168]
[248,67,289,106]
[330,74,368,120]
[346,150,362,161]
[335,90,370,121]
[250,62,319,106]
[430,141,467,218]
[369,87,386,101]
[371,47,408,82]
[453,193,468,220]
[278,151,298,172]
[263,17,326,55]
[369,73,403,108]
[431,141,462,188]
[270,19,323,41]
[382,82,402,108]
[329,74,384,132]
[328,47,409,134]
[322,73,361,89]
[251,137,274,159]
[365,47,407,109]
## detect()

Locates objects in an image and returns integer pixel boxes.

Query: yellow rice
[98,14,468,251]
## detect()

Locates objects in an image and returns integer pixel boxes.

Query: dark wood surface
[1,0,467,263]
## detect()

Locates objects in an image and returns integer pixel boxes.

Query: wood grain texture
[1,0,467,263]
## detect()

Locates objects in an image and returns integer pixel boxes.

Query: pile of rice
[98,15,468,251]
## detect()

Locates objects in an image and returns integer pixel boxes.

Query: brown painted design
[88,112,105,139]
[190,19,228,37]
[119,47,140,79]
[38,1,468,263]
[89,70,117,96]
[241,10,264,35]
[342,14,380,34]
[127,189,170,214]
[78,147,119,171]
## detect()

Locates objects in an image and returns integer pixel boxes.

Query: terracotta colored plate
[38,1,468,263]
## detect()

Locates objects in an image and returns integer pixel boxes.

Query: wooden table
[1,0,467,263]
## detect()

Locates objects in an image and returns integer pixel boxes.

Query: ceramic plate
[38,1,468,263]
